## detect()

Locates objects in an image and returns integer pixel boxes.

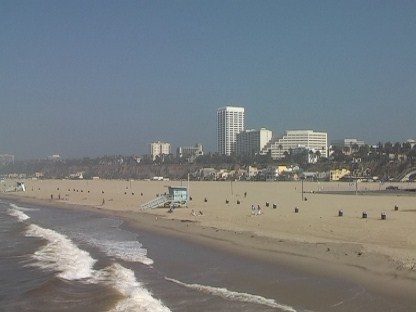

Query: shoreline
[2,179,416,305]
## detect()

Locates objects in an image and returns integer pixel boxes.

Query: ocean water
[0,199,412,312]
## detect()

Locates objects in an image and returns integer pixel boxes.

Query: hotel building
[262,130,328,160]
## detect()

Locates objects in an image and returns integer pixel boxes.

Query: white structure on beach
[217,106,245,156]
[150,141,171,160]
[261,130,328,161]
[236,128,272,156]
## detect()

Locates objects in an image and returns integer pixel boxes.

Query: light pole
[301,177,304,201]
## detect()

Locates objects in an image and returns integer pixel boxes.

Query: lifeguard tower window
[169,186,188,203]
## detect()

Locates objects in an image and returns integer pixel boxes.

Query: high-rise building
[236,128,272,156]
[217,106,245,156]
[150,141,171,160]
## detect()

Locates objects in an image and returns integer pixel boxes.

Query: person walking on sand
[251,205,256,215]
[257,205,262,216]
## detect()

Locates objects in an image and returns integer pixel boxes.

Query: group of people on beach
[251,204,262,216]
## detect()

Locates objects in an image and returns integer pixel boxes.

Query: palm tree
[278,144,283,159]
[315,150,321,161]
[402,142,412,161]
[384,142,393,159]
[393,142,401,161]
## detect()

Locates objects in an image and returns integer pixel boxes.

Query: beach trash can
[294,207,299,213]
[338,209,343,217]
[394,205,399,211]
[362,211,367,219]
[381,212,386,220]
[266,202,269,207]
[273,203,277,209]
[237,200,240,205]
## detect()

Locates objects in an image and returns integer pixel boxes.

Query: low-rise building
[177,144,203,162]
[330,168,350,181]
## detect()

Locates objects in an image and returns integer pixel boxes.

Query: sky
[1,0,415,160]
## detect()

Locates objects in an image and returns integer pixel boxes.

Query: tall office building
[217,106,245,156]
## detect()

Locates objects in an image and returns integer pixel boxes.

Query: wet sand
[2,179,416,306]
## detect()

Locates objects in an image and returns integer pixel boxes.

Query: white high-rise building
[236,128,272,156]
[150,141,171,160]
[217,106,245,156]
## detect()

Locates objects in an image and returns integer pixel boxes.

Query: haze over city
[1,1,415,160]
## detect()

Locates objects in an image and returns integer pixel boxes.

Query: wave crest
[165,277,297,312]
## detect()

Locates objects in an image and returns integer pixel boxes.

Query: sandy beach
[2,178,416,303]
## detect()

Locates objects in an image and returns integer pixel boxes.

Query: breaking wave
[94,263,171,312]
[6,202,171,311]
[25,224,96,280]
[6,204,31,222]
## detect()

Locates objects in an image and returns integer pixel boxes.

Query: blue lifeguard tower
[142,186,188,209]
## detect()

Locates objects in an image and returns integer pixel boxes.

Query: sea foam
[25,224,96,280]
[80,236,154,266]
[7,205,31,222]
[94,263,171,312]
[9,203,39,212]
[165,277,297,312]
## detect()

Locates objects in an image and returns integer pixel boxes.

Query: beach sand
[2,178,416,303]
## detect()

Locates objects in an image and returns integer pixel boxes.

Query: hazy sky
[1,1,415,159]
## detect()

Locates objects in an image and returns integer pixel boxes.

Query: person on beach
[251,205,256,215]
[257,205,262,216]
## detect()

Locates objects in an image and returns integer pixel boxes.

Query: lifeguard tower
[142,186,188,209]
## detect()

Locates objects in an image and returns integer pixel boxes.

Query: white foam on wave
[7,206,31,222]
[25,224,96,280]
[81,236,153,266]
[9,203,39,212]
[94,263,171,312]
[165,277,297,312]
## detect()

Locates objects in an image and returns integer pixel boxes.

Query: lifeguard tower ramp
[141,186,188,209]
